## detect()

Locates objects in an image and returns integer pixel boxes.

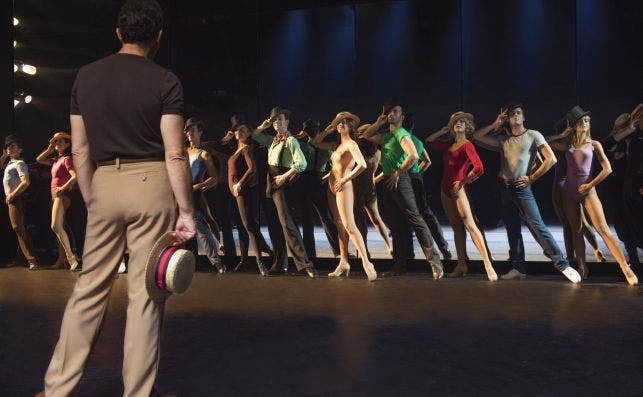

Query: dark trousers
[271,186,313,271]
[7,197,38,263]
[207,184,237,258]
[236,187,270,266]
[298,171,340,258]
[409,174,449,252]
[381,172,440,270]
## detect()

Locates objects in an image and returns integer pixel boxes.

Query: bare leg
[583,189,638,285]
[327,184,350,271]
[453,189,497,281]
[51,197,78,269]
[337,182,376,281]
[581,211,604,262]
[561,190,587,278]
[363,199,393,255]
[441,191,467,276]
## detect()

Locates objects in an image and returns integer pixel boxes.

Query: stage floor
[0,266,641,396]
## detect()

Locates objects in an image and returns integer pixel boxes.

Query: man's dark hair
[402,113,415,131]
[384,99,406,116]
[4,134,23,149]
[117,0,164,45]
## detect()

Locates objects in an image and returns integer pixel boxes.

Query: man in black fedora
[253,107,318,277]
[473,102,581,283]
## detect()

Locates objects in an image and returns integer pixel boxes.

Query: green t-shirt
[408,134,424,174]
[380,127,412,175]
[299,139,330,173]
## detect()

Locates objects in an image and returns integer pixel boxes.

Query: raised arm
[36,143,55,165]
[473,108,507,150]
[332,141,366,193]
[578,141,612,196]
[361,113,388,144]
[611,104,642,142]
[251,118,274,147]
[160,113,196,245]
[546,126,572,152]
[311,127,338,151]
[425,125,450,143]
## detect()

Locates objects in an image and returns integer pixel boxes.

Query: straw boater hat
[330,111,360,131]
[49,131,71,145]
[268,106,292,123]
[611,113,631,133]
[145,232,196,302]
[447,111,474,132]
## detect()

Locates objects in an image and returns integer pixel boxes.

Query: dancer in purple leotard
[549,106,638,285]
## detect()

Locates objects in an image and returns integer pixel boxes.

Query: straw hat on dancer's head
[447,111,475,133]
[330,111,361,131]
[145,232,196,303]
[49,131,71,145]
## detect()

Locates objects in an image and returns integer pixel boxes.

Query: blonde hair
[570,116,592,147]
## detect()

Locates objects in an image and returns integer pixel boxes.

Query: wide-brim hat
[567,105,591,124]
[268,107,292,123]
[145,232,196,303]
[330,111,360,131]
[49,131,71,145]
[447,111,475,132]
[611,113,631,132]
[356,123,371,135]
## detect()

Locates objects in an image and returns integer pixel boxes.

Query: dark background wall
[5,0,643,251]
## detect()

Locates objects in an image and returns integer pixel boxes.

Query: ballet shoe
[363,262,377,281]
[257,262,269,277]
[328,262,350,278]
[484,263,498,282]
[448,264,468,278]
[621,264,638,286]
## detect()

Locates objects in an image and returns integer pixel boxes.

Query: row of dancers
[2,103,641,285]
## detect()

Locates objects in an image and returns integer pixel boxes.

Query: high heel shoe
[69,256,81,272]
[621,263,638,286]
[577,263,589,280]
[328,262,350,278]
[448,264,468,278]
[484,263,498,282]
[363,262,377,282]
[257,262,268,277]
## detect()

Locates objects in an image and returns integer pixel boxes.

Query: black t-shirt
[70,53,184,162]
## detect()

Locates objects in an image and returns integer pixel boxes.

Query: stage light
[14,63,18,72]
[21,64,37,75]
[13,17,19,26]
[14,99,20,107]
[25,95,32,104]
[13,40,17,48]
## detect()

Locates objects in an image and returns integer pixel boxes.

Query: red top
[50,156,74,190]
[426,140,484,197]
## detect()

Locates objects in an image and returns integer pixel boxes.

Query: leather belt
[96,156,164,167]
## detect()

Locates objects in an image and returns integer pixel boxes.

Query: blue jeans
[498,181,569,273]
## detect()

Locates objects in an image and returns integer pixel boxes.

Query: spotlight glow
[14,99,20,107]
[13,17,19,26]
[14,64,18,72]
[25,95,32,104]
[21,64,37,75]
[13,40,17,48]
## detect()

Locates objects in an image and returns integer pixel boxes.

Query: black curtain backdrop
[7,0,643,251]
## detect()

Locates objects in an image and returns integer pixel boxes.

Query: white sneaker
[562,267,581,284]
[118,261,127,274]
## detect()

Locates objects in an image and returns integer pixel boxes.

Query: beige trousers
[45,161,176,397]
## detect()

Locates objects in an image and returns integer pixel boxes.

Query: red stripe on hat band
[156,246,179,291]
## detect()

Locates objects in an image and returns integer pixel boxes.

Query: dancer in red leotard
[425,112,497,281]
